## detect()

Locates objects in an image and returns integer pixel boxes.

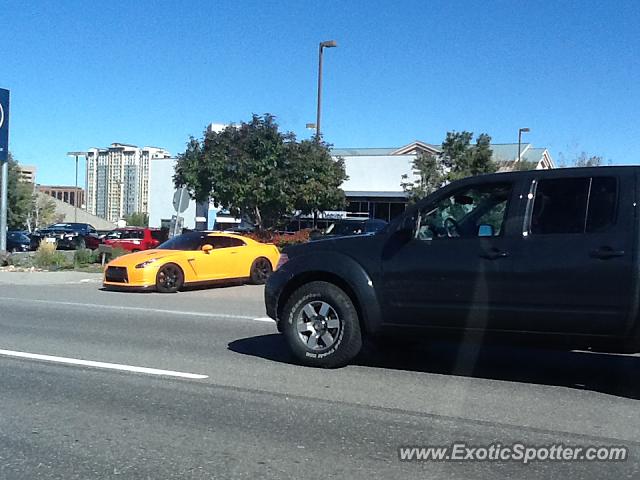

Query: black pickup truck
[265,166,640,367]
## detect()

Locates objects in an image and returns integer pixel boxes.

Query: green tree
[401,132,497,202]
[289,139,348,225]
[124,212,149,227]
[5,153,35,230]
[175,114,347,230]
[400,152,445,203]
[442,131,497,182]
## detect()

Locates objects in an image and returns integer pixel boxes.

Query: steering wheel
[443,217,460,238]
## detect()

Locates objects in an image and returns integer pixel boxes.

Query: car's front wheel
[250,257,273,284]
[156,263,184,293]
[282,281,362,368]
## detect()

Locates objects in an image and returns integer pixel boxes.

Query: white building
[333,140,554,222]
[84,143,171,222]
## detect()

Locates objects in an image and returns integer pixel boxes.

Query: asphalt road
[0,272,639,479]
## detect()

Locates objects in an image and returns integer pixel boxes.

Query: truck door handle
[479,248,509,260]
[590,247,625,259]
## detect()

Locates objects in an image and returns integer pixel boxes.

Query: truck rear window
[530,176,617,235]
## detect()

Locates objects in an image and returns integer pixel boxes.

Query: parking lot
[0,272,637,479]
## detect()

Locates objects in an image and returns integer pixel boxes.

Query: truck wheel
[156,263,184,293]
[282,281,362,368]
[250,257,273,284]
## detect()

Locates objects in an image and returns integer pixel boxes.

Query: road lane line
[0,348,209,379]
[0,296,269,322]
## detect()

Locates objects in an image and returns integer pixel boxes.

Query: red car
[103,228,166,252]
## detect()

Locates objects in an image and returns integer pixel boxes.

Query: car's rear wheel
[250,257,273,284]
[156,263,184,293]
[282,281,362,368]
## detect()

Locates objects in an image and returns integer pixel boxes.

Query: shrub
[245,229,311,251]
[73,248,94,266]
[34,242,71,269]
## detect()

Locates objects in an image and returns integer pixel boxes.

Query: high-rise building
[17,165,37,183]
[84,143,171,222]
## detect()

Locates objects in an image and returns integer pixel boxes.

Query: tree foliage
[400,152,445,202]
[401,131,497,202]
[174,114,347,230]
[573,152,605,167]
[558,151,608,168]
[124,212,149,227]
[442,131,497,181]
[27,194,58,231]
[5,153,35,230]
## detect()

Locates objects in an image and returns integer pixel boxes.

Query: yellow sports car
[103,231,281,292]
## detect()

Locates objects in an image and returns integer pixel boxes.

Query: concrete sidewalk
[0,271,102,285]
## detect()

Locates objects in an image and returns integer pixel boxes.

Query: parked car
[6,230,31,252]
[103,227,166,252]
[103,231,280,293]
[310,218,388,240]
[31,223,101,250]
[265,166,640,368]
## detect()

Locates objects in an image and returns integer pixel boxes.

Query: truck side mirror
[478,224,494,237]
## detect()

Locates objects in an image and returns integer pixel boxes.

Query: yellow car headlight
[135,259,159,269]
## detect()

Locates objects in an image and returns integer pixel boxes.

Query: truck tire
[282,281,362,368]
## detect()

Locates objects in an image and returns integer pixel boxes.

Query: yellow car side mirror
[201,244,213,254]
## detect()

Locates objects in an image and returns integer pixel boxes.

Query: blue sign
[0,88,8,162]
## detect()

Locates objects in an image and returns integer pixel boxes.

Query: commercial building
[84,143,171,222]
[37,185,85,208]
[333,140,554,222]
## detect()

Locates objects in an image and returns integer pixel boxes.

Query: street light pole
[315,40,337,140]
[67,151,84,223]
[517,127,530,163]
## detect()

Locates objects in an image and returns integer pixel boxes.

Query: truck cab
[265,166,640,368]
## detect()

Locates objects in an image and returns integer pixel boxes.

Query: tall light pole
[517,127,530,163]
[316,40,337,140]
[67,151,84,222]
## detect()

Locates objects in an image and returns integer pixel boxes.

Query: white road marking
[0,349,208,379]
[0,296,271,322]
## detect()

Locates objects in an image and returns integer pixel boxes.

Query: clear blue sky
[1,0,638,186]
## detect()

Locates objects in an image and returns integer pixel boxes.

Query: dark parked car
[31,223,101,250]
[311,218,388,240]
[266,166,640,367]
[6,231,31,252]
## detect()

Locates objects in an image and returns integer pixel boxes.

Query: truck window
[416,183,511,240]
[530,176,617,235]
[586,177,617,232]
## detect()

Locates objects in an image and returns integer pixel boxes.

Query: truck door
[503,170,635,335]
[380,180,518,330]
